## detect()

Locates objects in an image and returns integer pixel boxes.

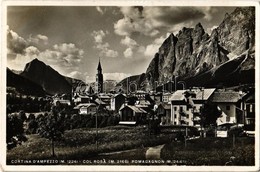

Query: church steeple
[97,57,102,74]
[95,58,103,93]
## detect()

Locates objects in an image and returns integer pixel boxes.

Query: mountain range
[7,7,255,96]
[7,58,117,96]
[116,7,255,92]
[7,58,85,96]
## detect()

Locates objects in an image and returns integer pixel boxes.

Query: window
[174,122,176,125]
[186,114,189,118]
[174,114,177,118]
[226,105,230,110]
[163,96,169,102]
[226,116,230,122]
[174,107,177,111]
[180,106,183,112]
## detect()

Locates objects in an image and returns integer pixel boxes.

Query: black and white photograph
[1,0,259,171]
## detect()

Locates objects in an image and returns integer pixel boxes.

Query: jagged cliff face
[217,7,255,56]
[145,7,255,89]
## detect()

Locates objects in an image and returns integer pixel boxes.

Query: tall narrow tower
[95,58,103,93]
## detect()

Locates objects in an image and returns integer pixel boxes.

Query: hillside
[7,68,46,96]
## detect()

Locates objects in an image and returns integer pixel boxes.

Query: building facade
[170,88,215,127]
[211,91,243,125]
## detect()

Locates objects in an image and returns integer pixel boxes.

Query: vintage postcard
[1,0,259,171]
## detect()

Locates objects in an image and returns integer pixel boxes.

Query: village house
[85,85,95,95]
[97,94,112,109]
[169,88,215,127]
[162,92,172,103]
[53,94,71,106]
[110,93,126,112]
[157,103,171,125]
[74,103,97,115]
[211,90,250,125]
[119,104,147,125]
[73,95,90,105]
[240,90,255,125]
[149,92,162,103]
[94,98,107,108]
[210,90,244,125]
[133,90,148,100]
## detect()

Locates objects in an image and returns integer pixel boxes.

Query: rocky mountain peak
[23,58,46,73]
[21,59,72,95]
[116,7,255,92]
[217,7,255,56]
[195,22,203,30]
[147,7,254,89]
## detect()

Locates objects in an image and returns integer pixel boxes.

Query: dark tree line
[7,111,27,150]
[7,94,51,113]
[7,102,120,155]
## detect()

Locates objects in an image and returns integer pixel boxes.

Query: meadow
[7,125,176,164]
[161,137,255,165]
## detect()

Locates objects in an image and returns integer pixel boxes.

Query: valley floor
[6,126,254,166]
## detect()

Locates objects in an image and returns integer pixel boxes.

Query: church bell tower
[95,58,103,93]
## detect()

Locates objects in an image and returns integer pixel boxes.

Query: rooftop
[211,91,242,103]
[169,88,216,101]
[119,105,147,113]
[158,103,171,110]
[74,103,96,109]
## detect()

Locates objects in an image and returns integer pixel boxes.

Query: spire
[97,57,102,71]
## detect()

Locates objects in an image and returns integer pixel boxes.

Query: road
[145,144,165,160]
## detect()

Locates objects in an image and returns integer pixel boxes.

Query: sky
[7,6,236,83]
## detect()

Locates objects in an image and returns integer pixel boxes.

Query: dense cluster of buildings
[53,60,255,130]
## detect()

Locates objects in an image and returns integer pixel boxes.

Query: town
[6,57,255,166]
[52,60,255,137]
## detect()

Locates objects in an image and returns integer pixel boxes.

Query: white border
[1,0,259,171]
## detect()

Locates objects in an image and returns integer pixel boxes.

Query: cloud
[91,30,108,43]
[104,49,118,58]
[67,71,87,81]
[144,34,169,57]
[120,36,138,48]
[85,75,96,83]
[40,43,84,67]
[24,46,40,56]
[7,28,27,54]
[7,27,85,79]
[28,34,48,45]
[96,6,104,15]
[120,36,139,58]
[123,48,133,58]
[94,42,118,58]
[7,46,40,70]
[114,7,159,37]
[207,25,218,34]
[103,72,131,81]
[115,6,218,37]
[7,27,49,58]
[143,7,205,27]
[169,21,195,35]
[92,30,118,58]
[8,42,84,73]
